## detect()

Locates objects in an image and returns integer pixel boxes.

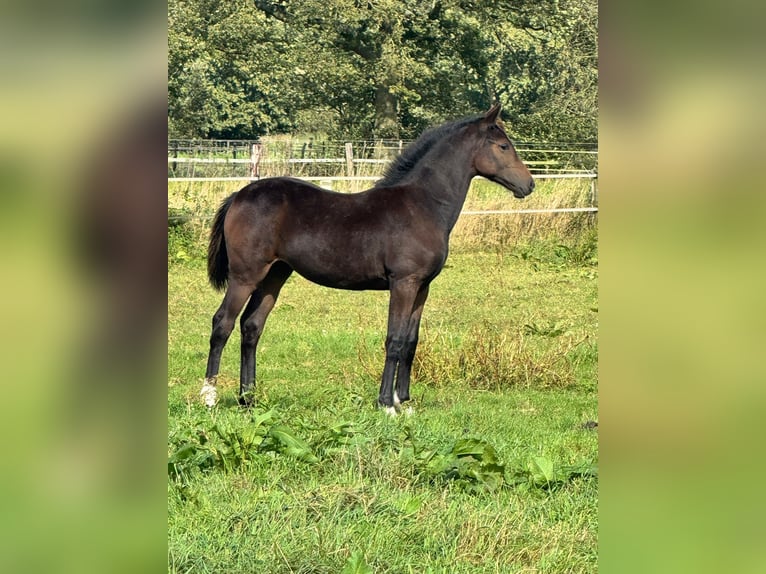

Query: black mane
[375,114,482,187]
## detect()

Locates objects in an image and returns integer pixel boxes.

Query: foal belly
[296,269,389,291]
[282,242,389,291]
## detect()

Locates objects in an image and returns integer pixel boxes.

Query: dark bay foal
[200,103,534,413]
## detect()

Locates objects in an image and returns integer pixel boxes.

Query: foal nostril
[528,179,536,193]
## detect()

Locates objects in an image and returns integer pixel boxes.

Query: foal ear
[484,102,502,124]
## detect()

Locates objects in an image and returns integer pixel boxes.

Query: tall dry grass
[412,324,594,391]
[168,176,597,251]
[453,177,597,251]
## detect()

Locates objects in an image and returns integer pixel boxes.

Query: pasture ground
[167,192,598,573]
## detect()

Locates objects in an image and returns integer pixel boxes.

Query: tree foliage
[168,0,597,142]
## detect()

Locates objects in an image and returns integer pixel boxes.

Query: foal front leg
[378,279,422,415]
[394,284,429,407]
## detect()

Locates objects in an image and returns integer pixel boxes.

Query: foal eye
[499,143,510,151]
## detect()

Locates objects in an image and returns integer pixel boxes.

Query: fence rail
[168,140,598,218]
[168,175,598,217]
[167,173,596,182]
[168,139,598,179]
[461,207,598,215]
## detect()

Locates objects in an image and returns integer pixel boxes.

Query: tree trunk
[374,84,399,139]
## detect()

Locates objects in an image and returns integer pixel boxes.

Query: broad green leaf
[402,496,422,516]
[340,551,372,574]
[452,438,490,457]
[268,425,305,448]
[529,456,555,485]
[269,426,318,463]
[453,438,500,465]
[250,409,274,430]
[284,446,319,464]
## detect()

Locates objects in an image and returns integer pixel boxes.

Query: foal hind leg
[239,262,293,406]
[201,281,253,406]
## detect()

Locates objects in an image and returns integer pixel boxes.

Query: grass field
[167,190,598,573]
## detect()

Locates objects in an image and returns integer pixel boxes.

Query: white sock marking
[393,390,401,407]
[200,378,218,407]
[384,406,398,417]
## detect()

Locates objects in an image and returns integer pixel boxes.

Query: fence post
[250,143,263,179]
[345,142,354,177]
[590,177,598,207]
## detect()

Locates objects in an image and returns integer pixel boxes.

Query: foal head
[472,103,535,198]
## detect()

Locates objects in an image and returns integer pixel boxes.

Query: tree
[168,0,598,142]
[169,0,297,138]
[251,0,511,139]
[476,0,598,142]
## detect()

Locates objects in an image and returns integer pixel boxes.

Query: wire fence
[168,138,598,179]
[168,139,598,219]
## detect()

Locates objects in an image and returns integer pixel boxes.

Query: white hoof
[199,378,218,407]
[383,406,398,417]
[404,406,414,417]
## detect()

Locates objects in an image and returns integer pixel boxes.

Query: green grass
[168,229,598,573]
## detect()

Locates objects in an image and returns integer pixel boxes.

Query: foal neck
[411,130,478,230]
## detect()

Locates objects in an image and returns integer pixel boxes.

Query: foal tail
[207,193,236,291]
